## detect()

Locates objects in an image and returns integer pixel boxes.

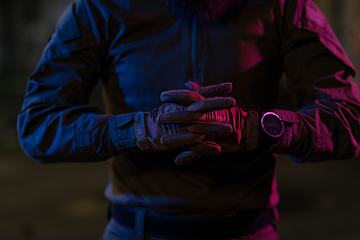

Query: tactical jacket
[18,0,360,215]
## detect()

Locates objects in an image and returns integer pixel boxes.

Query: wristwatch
[260,112,284,139]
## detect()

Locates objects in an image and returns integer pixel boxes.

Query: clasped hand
[135,82,256,165]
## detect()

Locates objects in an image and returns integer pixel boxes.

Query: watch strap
[246,110,260,150]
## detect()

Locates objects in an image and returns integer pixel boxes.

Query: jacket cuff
[110,113,137,153]
[268,110,304,162]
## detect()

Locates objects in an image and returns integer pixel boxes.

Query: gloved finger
[161,123,230,147]
[186,97,236,112]
[163,122,234,137]
[157,111,205,123]
[158,111,229,123]
[161,132,205,146]
[174,151,203,165]
[174,142,221,165]
[159,109,232,123]
[157,111,202,123]
[161,82,233,105]
[191,141,221,155]
[188,123,233,135]
[160,90,205,105]
[185,82,233,98]
[159,112,233,135]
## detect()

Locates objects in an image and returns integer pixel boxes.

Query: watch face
[261,112,284,138]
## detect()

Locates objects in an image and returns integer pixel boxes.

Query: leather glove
[158,82,261,164]
[160,81,233,105]
[134,85,236,164]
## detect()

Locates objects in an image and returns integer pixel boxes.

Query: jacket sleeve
[17,2,137,163]
[271,0,360,162]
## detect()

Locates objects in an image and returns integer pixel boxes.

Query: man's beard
[164,0,232,21]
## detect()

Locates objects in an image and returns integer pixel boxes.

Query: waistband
[112,204,274,239]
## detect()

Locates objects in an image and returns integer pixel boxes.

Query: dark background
[1,0,360,239]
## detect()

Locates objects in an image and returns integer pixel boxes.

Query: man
[17,0,360,239]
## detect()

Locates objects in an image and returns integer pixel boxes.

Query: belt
[112,204,274,239]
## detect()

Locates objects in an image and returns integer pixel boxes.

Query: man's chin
[164,0,231,21]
